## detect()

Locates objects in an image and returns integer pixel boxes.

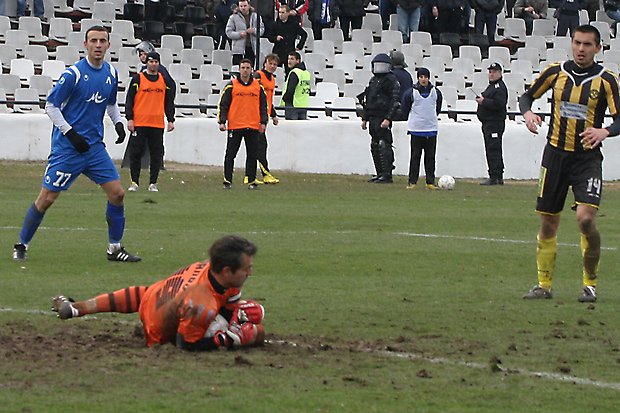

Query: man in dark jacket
[215,0,236,49]
[389,51,413,121]
[556,0,583,36]
[276,0,309,24]
[335,0,369,40]
[359,53,401,183]
[476,62,507,186]
[471,0,505,45]
[432,0,468,35]
[269,5,308,67]
[308,0,340,39]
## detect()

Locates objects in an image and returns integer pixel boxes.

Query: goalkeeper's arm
[176,333,220,351]
[176,323,262,351]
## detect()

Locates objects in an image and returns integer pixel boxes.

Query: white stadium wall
[4,114,620,180]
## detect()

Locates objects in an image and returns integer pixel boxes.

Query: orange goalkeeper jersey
[138,261,241,346]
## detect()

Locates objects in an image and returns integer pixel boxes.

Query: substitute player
[12,26,140,262]
[125,51,175,193]
[520,24,620,302]
[52,235,265,351]
[218,59,268,190]
[251,53,280,185]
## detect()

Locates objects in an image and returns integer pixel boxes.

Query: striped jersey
[524,60,620,152]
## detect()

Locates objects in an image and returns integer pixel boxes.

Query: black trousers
[369,118,394,178]
[482,120,505,179]
[257,131,270,175]
[408,134,437,185]
[436,8,465,34]
[233,46,256,66]
[339,15,363,41]
[311,20,333,40]
[224,128,259,183]
[556,14,579,37]
[129,127,164,185]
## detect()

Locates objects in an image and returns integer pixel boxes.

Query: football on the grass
[438,175,455,190]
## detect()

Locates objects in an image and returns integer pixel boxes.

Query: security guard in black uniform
[476,62,508,185]
[358,53,401,183]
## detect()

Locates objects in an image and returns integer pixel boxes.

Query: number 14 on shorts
[586,177,601,199]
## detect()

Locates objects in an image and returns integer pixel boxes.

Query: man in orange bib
[125,51,175,193]
[218,58,268,190]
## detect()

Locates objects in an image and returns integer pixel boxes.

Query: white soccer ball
[438,175,455,190]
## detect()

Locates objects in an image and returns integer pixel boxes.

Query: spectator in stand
[215,0,237,49]
[380,0,397,30]
[472,0,505,45]
[276,0,309,25]
[506,0,515,16]
[513,0,547,35]
[335,0,370,41]
[555,0,583,37]
[269,5,308,67]
[226,0,265,66]
[196,0,218,38]
[17,0,44,17]
[396,0,422,43]
[308,0,340,39]
[583,0,598,22]
[144,0,167,21]
[251,0,276,38]
[432,0,468,36]
[605,0,620,35]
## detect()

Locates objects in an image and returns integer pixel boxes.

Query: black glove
[65,129,89,153]
[115,122,126,144]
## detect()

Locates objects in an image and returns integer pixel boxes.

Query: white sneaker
[128,182,139,192]
[148,183,159,192]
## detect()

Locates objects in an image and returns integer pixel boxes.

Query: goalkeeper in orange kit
[52,235,265,350]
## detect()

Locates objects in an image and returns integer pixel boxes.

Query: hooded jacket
[225,6,265,54]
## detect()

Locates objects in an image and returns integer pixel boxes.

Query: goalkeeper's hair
[209,235,257,273]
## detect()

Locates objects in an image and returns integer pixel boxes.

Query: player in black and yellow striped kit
[519,24,620,303]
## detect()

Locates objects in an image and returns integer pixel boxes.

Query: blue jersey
[47,58,119,153]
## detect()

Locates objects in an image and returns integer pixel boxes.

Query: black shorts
[536,143,603,214]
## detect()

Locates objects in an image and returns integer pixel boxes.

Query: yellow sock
[581,233,599,287]
[536,235,557,290]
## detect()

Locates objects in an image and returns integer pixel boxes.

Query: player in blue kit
[12,26,141,263]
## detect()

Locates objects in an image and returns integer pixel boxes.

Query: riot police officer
[358,53,401,183]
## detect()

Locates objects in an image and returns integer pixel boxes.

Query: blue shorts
[42,144,120,191]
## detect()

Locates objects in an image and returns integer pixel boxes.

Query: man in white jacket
[226,0,265,66]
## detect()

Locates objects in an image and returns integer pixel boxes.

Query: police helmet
[371,53,392,74]
[390,51,407,68]
[135,41,155,55]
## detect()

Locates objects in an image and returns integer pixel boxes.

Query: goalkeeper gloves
[235,300,265,324]
[65,128,89,153]
[114,122,126,144]
[213,322,262,349]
